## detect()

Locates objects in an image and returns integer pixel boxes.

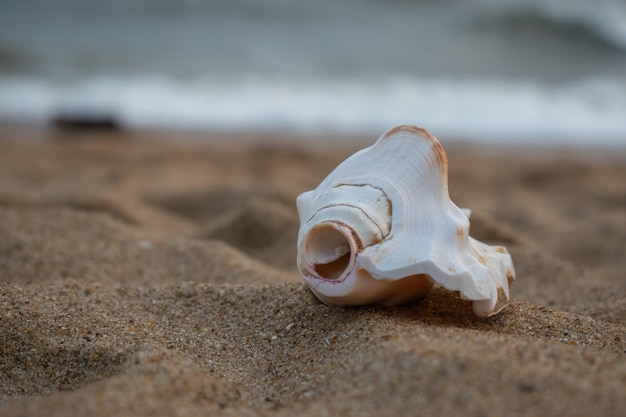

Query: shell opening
[303,223,355,281]
[314,252,351,280]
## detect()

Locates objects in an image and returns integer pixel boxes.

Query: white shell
[296,125,515,317]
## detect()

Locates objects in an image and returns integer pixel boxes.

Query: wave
[1,75,624,147]
[474,0,626,51]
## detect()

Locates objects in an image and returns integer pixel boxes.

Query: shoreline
[2,122,626,153]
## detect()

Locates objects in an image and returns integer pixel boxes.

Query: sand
[0,127,625,416]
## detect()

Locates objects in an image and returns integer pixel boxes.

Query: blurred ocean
[1,0,625,145]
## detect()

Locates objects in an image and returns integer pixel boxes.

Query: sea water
[1,0,625,146]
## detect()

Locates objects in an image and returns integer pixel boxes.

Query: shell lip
[299,220,359,284]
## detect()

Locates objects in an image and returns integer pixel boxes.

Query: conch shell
[296,125,515,317]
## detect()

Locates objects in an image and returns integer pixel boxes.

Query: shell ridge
[316,131,441,195]
[307,203,388,245]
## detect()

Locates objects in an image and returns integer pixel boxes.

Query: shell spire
[296,125,515,317]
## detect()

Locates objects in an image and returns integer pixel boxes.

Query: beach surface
[1,128,625,416]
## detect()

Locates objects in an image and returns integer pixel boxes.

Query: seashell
[296,125,515,317]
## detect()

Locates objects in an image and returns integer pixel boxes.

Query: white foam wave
[1,76,625,147]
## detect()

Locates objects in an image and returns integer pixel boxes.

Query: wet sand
[1,128,625,416]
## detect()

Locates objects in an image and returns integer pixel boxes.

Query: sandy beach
[1,127,625,416]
